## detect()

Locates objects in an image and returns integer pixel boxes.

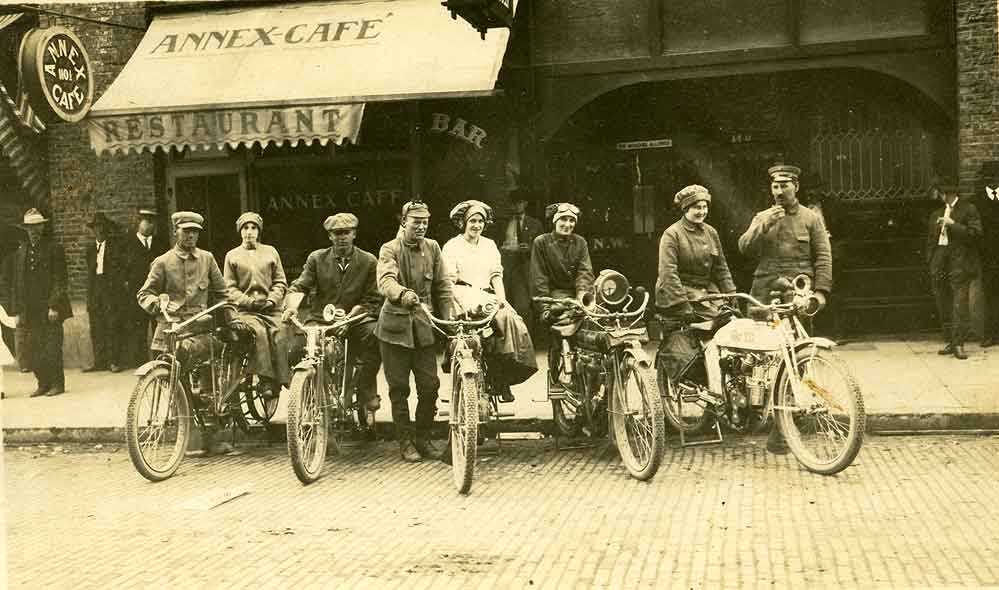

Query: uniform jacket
[86,237,124,308]
[738,203,833,293]
[926,199,983,281]
[656,219,736,311]
[6,239,72,324]
[289,246,382,322]
[137,246,232,348]
[375,237,453,349]
[529,233,595,299]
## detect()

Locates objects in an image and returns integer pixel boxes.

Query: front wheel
[611,359,666,481]
[656,363,711,434]
[125,366,191,482]
[286,367,329,484]
[451,370,479,494]
[776,348,865,475]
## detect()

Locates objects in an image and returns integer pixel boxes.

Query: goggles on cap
[551,203,580,220]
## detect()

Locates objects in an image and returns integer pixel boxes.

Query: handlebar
[423,303,500,331]
[161,300,230,335]
[533,290,649,320]
[692,291,822,318]
[288,312,369,334]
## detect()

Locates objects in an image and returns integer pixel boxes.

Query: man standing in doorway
[6,209,72,397]
[121,208,168,366]
[84,212,123,373]
[500,187,544,336]
[376,199,454,462]
[739,164,832,454]
[926,178,982,360]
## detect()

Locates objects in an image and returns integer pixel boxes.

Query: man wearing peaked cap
[223,212,290,395]
[7,208,72,397]
[137,210,243,455]
[284,211,384,430]
[121,207,170,367]
[83,211,125,373]
[375,199,453,461]
[738,163,832,455]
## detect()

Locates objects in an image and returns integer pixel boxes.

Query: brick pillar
[41,4,157,366]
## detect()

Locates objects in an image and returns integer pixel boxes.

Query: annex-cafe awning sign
[87,0,512,155]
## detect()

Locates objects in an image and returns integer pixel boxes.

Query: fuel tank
[712,318,783,352]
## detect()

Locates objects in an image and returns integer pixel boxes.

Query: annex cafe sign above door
[19,26,95,124]
[86,0,511,155]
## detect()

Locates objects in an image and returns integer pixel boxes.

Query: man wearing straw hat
[6,208,72,397]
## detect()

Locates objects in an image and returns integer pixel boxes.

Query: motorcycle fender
[133,360,169,377]
[292,360,316,372]
[457,351,480,377]
[622,347,651,370]
[795,337,837,351]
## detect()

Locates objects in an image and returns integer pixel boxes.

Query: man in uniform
[137,211,242,454]
[122,208,169,366]
[6,208,72,397]
[375,200,454,462]
[83,212,124,373]
[738,164,832,454]
[926,178,982,360]
[282,212,384,418]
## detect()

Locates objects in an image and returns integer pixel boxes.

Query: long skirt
[238,310,290,387]
[452,285,537,386]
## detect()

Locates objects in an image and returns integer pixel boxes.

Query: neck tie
[144,237,150,250]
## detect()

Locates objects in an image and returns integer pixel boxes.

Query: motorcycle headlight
[595,270,630,307]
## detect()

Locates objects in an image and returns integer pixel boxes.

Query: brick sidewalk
[2,338,998,440]
[6,436,999,588]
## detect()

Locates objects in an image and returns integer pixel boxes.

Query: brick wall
[41,3,156,301]
[956,0,999,192]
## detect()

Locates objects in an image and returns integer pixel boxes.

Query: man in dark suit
[120,208,168,366]
[6,209,72,397]
[927,178,983,360]
[83,212,123,372]
[282,213,384,417]
[500,188,544,336]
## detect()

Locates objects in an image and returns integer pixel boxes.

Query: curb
[4,415,999,444]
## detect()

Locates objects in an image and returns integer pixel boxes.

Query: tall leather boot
[412,428,442,460]
[396,424,421,462]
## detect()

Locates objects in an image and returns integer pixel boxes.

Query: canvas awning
[87,0,512,155]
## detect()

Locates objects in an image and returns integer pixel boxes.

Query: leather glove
[281,307,298,323]
[400,291,420,309]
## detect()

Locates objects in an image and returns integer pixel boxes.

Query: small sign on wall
[616,139,672,151]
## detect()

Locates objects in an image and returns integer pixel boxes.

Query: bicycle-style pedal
[494,410,515,418]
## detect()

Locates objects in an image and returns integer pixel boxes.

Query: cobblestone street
[5,435,999,589]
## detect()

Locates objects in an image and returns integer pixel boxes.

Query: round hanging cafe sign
[19,26,94,123]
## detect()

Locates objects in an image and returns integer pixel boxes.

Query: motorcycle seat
[550,320,582,337]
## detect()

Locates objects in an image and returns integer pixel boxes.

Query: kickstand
[678,416,723,447]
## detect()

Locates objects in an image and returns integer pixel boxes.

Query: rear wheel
[451,369,479,494]
[657,359,710,433]
[549,347,582,436]
[126,366,191,482]
[611,359,666,481]
[242,375,279,424]
[286,367,328,484]
[776,348,865,475]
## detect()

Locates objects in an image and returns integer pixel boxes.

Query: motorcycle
[534,270,666,481]
[656,274,865,475]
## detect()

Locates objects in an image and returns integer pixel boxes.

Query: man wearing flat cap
[926,178,982,360]
[376,199,454,462]
[739,164,832,454]
[283,212,383,426]
[137,211,241,454]
[5,208,72,397]
[83,211,124,373]
[224,212,290,395]
[121,207,169,367]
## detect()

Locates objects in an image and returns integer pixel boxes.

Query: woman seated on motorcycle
[529,202,595,389]
[655,184,736,393]
[442,200,538,402]
[222,212,290,398]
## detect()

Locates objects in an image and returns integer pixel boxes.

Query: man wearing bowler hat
[121,208,169,367]
[926,177,982,360]
[283,213,384,425]
[739,164,832,454]
[6,208,72,397]
[376,199,454,462]
[83,211,124,373]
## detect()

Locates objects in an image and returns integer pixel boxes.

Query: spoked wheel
[286,367,329,484]
[125,366,191,482]
[241,375,279,424]
[450,369,479,494]
[549,348,582,437]
[611,359,666,481]
[776,348,865,475]
[657,360,711,434]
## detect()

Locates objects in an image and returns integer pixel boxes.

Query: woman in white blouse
[442,200,537,402]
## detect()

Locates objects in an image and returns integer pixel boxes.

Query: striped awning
[0,12,47,201]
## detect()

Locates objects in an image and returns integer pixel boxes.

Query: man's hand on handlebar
[400,290,420,309]
[281,306,298,323]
